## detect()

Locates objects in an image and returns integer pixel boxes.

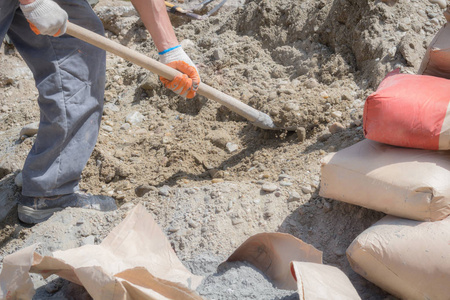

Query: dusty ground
[0,0,445,298]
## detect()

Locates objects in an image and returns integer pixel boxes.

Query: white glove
[159,45,198,72]
[20,0,68,37]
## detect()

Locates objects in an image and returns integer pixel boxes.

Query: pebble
[226,142,239,153]
[430,18,440,25]
[159,185,170,196]
[279,181,293,186]
[20,122,39,137]
[354,119,362,126]
[305,78,319,89]
[296,127,306,142]
[76,218,85,225]
[274,191,281,197]
[212,178,224,183]
[288,191,301,202]
[320,91,329,99]
[188,220,199,228]
[213,48,225,60]
[329,122,345,134]
[101,125,113,132]
[262,183,278,193]
[331,111,343,118]
[168,226,180,233]
[278,174,291,181]
[301,185,313,194]
[120,123,131,130]
[135,184,154,197]
[126,111,145,125]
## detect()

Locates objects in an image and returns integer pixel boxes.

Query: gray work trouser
[0,0,106,197]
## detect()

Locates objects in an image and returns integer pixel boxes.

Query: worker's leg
[0,1,18,40]
[7,0,106,197]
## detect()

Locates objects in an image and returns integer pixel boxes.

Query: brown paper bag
[347,215,450,300]
[320,139,450,221]
[418,23,450,78]
[0,204,203,300]
[226,233,322,290]
[290,261,361,300]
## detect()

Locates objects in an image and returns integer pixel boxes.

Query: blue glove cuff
[158,45,181,55]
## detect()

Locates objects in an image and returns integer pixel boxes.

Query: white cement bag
[319,139,450,221]
[347,215,450,300]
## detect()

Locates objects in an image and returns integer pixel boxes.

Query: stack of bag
[319,14,450,300]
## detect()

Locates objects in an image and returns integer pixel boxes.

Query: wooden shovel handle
[65,22,276,129]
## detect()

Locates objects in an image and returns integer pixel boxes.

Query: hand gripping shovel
[66,23,276,129]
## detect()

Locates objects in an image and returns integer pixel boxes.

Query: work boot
[18,192,117,224]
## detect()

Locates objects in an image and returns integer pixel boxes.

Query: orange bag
[363,70,450,150]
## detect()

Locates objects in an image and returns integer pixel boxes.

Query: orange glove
[159,45,201,99]
[160,60,200,99]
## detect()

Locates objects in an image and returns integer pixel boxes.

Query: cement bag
[290,261,361,300]
[346,215,450,300]
[319,139,450,221]
[418,23,450,79]
[363,70,450,150]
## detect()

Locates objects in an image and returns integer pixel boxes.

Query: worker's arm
[130,0,178,53]
[19,0,68,36]
[131,0,200,98]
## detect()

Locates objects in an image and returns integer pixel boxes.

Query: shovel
[66,22,276,130]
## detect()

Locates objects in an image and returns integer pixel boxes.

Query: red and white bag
[363,70,450,150]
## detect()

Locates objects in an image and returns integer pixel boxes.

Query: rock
[341,91,353,101]
[226,142,239,153]
[262,183,278,193]
[288,191,301,202]
[301,186,312,194]
[279,181,293,186]
[14,172,22,187]
[168,226,180,233]
[101,125,113,132]
[278,174,291,181]
[159,185,170,196]
[331,111,343,118]
[213,48,225,60]
[19,122,39,137]
[320,91,329,99]
[139,74,160,91]
[305,78,319,89]
[296,127,306,142]
[354,119,362,126]
[212,178,224,183]
[135,184,154,197]
[125,111,145,125]
[329,122,345,134]
[120,123,131,130]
